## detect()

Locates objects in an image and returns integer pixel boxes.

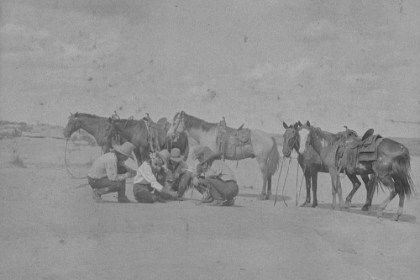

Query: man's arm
[138,163,164,192]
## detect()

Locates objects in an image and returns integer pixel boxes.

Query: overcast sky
[1,0,419,137]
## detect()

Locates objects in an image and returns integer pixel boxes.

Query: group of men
[87,142,239,206]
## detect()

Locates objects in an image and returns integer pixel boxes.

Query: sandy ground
[1,135,419,280]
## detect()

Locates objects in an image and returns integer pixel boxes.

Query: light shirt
[204,160,236,182]
[87,152,134,181]
[133,161,164,192]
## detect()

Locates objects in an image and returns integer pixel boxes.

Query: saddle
[216,117,251,160]
[142,113,166,152]
[336,129,383,172]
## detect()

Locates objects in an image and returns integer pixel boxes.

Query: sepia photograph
[1,1,419,279]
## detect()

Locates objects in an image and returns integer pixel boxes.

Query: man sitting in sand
[132,150,174,203]
[192,146,239,206]
[87,142,137,203]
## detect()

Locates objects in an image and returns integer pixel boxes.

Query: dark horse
[64,113,189,165]
[167,111,280,200]
[282,121,371,209]
[111,117,189,165]
[297,121,415,221]
[63,113,117,153]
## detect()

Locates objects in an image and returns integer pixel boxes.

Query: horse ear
[306,120,311,127]
[293,123,298,129]
[283,122,288,129]
[297,121,302,126]
[180,111,185,117]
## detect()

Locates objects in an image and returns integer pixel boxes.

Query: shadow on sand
[314,202,417,223]
[237,193,292,203]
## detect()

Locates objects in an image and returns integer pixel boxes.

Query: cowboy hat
[192,145,206,161]
[155,149,171,165]
[113,142,136,160]
[169,148,184,162]
[196,146,223,165]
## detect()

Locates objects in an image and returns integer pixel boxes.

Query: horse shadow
[237,193,292,203]
[315,202,417,223]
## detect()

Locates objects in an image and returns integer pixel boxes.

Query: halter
[172,111,185,136]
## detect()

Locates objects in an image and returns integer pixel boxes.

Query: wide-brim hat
[156,149,171,165]
[195,146,222,165]
[169,148,183,162]
[113,142,136,161]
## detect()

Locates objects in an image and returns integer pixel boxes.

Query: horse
[282,121,372,209]
[63,113,117,153]
[166,111,280,200]
[111,117,189,165]
[296,121,415,221]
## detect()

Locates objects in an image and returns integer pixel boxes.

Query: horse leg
[257,160,270,200]
[361,174,374,211]
[267,176,272,197]
[328,166,338,210]
[344,173,361,209]
[395,193,405,221]
[311,171,318,208]
[376,175,397,219]
[301,171,311,207]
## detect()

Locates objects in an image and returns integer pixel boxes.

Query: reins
[64,138,88,179]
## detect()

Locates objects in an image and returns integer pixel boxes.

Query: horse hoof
[393,215,401,222]
[258,195,268,201]
[300,202,310,207]
[344,201,351,209]
[361,205,369,211]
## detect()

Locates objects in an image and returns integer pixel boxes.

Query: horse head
[282,121,299,157]
[63,112,81,138]
[167,111,185,138]
[296,120,312,154]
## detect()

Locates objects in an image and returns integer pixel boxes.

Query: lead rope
[296,165,306,206]
[65,138,87,179]
[274,157,285,206]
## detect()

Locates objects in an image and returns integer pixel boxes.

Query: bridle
[172,111,185,137]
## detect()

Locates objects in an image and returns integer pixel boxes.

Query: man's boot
[205,199,223,206]
[92,187,109,203]
[117,196,131,203]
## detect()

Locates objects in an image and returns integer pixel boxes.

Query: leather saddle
[337,129,383,171]
[217,117,251,159]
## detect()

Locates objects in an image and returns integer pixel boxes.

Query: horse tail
[391,151,416,198]
[267,137,280,176]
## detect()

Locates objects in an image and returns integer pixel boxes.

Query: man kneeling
[192,146,239,206]
[87,142,137,203]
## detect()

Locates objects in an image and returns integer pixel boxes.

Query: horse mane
[70,112,105,120]
[310,126,343,145]
[181,112,218,132]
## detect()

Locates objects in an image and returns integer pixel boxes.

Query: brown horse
[297,121,416,221]
[282,121,372,209]
[63,113,117,153]
[167,111,280,200]
[111,117,189,165]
